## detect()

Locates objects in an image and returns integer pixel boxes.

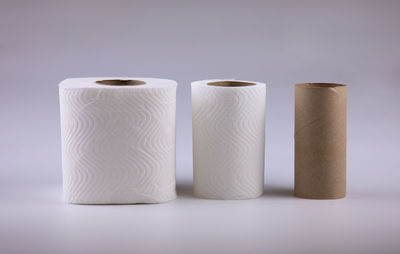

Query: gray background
[1,0,399,253]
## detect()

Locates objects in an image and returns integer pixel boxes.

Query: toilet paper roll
[59,77,177,204]
[192,79,266,199]
[295,83,347,199]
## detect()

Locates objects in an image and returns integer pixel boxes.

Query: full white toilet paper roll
[192,79,266,199]
[59,77,177,204]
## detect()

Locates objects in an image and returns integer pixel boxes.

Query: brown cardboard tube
[96,79,146,86]
[295,83,347,199]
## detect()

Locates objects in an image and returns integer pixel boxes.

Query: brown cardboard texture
[295,83,347,199]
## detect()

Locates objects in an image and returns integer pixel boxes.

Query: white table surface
[2,173,399,254]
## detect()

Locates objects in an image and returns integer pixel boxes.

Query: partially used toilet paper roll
[192,79,266,199]
[59,78,177,204]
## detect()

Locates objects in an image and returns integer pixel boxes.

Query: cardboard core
[295,83,347,199]
[296,83,345,88]
[96,79,146,86]
[207,81,256,87]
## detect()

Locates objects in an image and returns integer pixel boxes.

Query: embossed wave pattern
[60,83,177,204]
[192,81,266,200]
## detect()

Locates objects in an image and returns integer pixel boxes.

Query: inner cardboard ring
[96,79,146,86]
[296,83,346,88]
[207,81,256,87]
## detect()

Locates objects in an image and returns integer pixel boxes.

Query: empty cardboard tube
[295,83,347,199]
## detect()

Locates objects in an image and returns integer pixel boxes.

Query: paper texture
[192,79,266,199]
[295,83,347,199]
[59,77,177,204]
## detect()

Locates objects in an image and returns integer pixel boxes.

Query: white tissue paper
[192,79,266,199]
[59,78,177,204]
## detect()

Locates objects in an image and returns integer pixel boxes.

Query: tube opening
[96,79,146,86]
[207,81,256,87]
[296,83,346,88]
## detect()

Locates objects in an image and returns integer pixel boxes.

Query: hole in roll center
[96,79,146,86]
[296,83,346,88]
[207,81,256,87]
